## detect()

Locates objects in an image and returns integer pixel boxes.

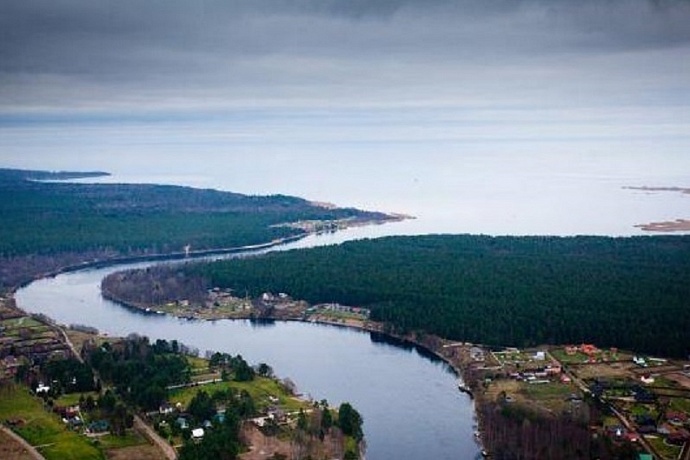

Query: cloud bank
[2,0,689,114]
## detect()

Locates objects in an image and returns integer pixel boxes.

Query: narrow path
[133,415,177,460]
[0,425,47,460]
[680,439,690,460]
[58,327,83,363]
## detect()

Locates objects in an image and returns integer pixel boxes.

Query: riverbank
[98,287,487,452]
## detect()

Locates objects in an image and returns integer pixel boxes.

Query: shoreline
[8,212,411,294]
[11,233,308,292]
[100,288,486,452]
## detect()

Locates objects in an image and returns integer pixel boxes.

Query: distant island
[625,186,690,232]
[625,186,690,195]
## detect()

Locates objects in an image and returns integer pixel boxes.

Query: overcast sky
[1,0,689,178]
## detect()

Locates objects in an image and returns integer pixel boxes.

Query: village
[439,340,690,460]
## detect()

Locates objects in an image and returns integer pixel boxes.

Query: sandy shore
[635,219,690,232]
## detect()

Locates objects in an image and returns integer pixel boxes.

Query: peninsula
[0,168,406,292]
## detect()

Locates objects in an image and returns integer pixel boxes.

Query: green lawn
[670,398,690,413]
[310,309,368,322]
[1,316,44,329]
[169,377,307,412]
[54,391,99,407]
[645,435,682,460]
[550,348,590,365]
[186,355,210,371]
[523,382,574,399]
[0,384,104,460]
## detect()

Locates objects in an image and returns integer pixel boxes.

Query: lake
[15,234,481,460]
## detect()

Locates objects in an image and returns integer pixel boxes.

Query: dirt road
[133,415,177,460]
[0,425,46,460]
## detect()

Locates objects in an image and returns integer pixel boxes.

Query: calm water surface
[74,151,690,237]
[16,232,480,460]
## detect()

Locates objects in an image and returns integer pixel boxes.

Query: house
[640,374,655,385]
[633,356,647,367]
[470,347,485,361]
[625,432,639,443]
[657,424,672,436]
[580,344,599,356]
[36,383,50,394]
[666,411,688,426]
[159,403,175,415]
[668,429,690,446]
[192,428,205,441]
[534,351,546,361]
[546,364,562,375]
[607,425,626,438]
[176,417,189,430]
[88,420,110,433]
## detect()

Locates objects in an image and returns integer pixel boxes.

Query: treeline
[83,335,192,410]
[0,168,387,290]
[186,234,690,357]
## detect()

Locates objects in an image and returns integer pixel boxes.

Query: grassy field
[670,397,690,413]
[169,377,307,412]
[521,381,576,414]
[550,348,591,365]
[54,391,100,407]
[96,432,148,450]
[0,384,104,460]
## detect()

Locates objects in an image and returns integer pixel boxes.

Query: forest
[0,168,389,291]
[183,234,690,358]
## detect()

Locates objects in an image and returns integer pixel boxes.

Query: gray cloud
[0,0,688,137]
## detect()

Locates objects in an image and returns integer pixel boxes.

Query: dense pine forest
[0,168,388,290]
[186,235,690,358]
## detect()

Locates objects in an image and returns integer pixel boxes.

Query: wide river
[15,229,480,460]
